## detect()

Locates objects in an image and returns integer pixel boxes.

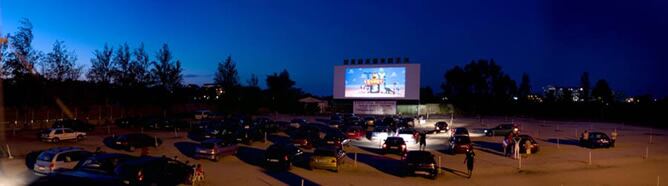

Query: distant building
[542,85,585,102]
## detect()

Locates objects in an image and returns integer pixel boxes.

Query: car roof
[43,146,84,154]
[202,138,225,143]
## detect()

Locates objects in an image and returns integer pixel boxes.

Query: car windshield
[37,152,55,161]
[314,149,336,157]
[455,128,468,134]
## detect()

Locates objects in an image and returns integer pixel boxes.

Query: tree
[0,34,9,78]
[420,86,435,102]
[151,43,182,91]
[113,43,132,86]
[130,43,151,86]
[580,72,590,102]
[87,44,115,84]
[592,79,613,103]
[247,73,259,87]
[441,59,517,113]
[5,18,41,80]
[42,40,82,81]
[518,73,531,102]
[266,69,301,113]
[214,56,239,89]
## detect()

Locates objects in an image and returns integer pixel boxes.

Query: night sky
[1,0,666,97]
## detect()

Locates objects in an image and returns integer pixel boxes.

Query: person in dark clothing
[464,149,475,178]
[419,131,427,150]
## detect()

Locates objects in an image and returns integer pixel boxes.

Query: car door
[55,151,79,170]
[53,129,64,139]
[63,129,75,140]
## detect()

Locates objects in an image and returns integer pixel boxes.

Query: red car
[344,126,365,140]
[447,135,472,154]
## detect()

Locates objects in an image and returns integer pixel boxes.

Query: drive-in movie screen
[345,67,406,98]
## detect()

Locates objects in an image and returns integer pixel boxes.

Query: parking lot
[0,116,666,186]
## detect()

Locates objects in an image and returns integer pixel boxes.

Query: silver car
[33,147,92,175]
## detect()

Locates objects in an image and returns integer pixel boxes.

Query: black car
[322,132,349,147]
[402,151,438,179]
[580,132,612,148]
[434,121,449,133]
[382,137,407,154]
[111,133,162,151]
[53,119,95,132]
[484,124,518,136]
[264,143,304,170]
[53,154,193,186]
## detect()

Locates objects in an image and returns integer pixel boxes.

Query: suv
[194,138,239,161]
[33,147,92,175]
[402,151,438,179]
[40,128,86,143]
[448,135,473,154]
[580,132,611,148]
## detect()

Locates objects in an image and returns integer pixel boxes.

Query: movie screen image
[344,67,406,98]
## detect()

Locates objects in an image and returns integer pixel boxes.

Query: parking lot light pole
[588,150,592,165]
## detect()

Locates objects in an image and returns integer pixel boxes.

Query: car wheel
[213,155,220,162]
[52,138,60,143]
[76,135,84,141]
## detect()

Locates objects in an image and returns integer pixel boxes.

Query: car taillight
[382,144,387,148]
[401,144,406,149]
[137,170,144,181]
[284,155,289,161]
[49,163,55,171]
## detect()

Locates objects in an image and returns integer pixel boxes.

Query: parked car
[110,133,162,151]
[382,137,407,154]
[33,147,92,175]
[447,135,473,154]
[322,132,350,147]
[194,109,211,120]
[194,138,238,161]
[40,128,87,143]
[264,143,304,170]
[402,151,438,179]
[290,118,307,128]
[368,126,392,141]
[343,126,365,140]
[434,121,449,133]
[580,132,611,148]
[309,146,346,172]
[115,117,145,128]
[484,124,519,136]
[53,154,194,186]
[53,119,95,132]
[452,127,470,137]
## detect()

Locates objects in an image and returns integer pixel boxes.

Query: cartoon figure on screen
[363,72,384,94]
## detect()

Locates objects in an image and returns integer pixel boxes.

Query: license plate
[199,150,208,153]
[116,142,122,144]
[414,171,429,175]
[390,147,398,149]
[327,141,334,144]
[244,126,250,129]
[347,133,355,135]
[268,159,279,162]
[37,166,45,170]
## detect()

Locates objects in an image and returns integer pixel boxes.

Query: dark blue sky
[2,0,667,97]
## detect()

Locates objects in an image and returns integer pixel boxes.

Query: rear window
[314,149,336,157]
[386,138,404,144]
[38,152,55,161]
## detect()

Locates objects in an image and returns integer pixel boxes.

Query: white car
[40,128,86,143]
[33,147,92,175]
[369,126,393,141]
[395,128,417,145]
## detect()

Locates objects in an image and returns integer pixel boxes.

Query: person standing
[524,139,533,156]
[464,149,475,178]
[419,131,427,150]
[611,129,618,147]
[581,130,590,147]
